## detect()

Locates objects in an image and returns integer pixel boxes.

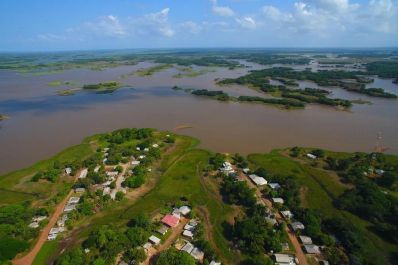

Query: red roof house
[161,214,180,227]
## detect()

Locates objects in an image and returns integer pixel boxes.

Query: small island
[0,114,9,121]
[174,86,353,109]
[82,81,122,92]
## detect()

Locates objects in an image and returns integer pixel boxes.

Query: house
[139,155,146,160]
[179,206,191,216]
[265,216,278,226]
[94,165,101,173]
[103,158,108,163]
[273,253,296,265]
[157,225,169,235]
[249,174,267,186]
[375,169,385,175]
[307,153,317,159]
[172,209,181,219]
[183,230,194,239]
[319,261,329,265]
[47,234,57,240]
[220,162,234,174]
[131,160,140,166]
[103,187,111,195]
[103,148,110,152]
[303,244,321,254]
[143,242,152,252]
[65,167,72,175]
[161,214,180,227]
[32,216,47,222]
[269,183,281,190]
[78,168,88,179]
[68,197,80,204]
[299,235,312,244]
[281,210,293,219]
[190,247,205,260]
[144,148,150,152]
[242,168,250,174]
[210,261,221,265]
[75,187,85,194]
[49,227,59,235]
[136,147,141,151]
[291,222,305,232]
[57,219,65,227]
[106,171,118,177]
[64,204,76,212]
[184,223,196,231]
[152,144,159,148]
[29,222,39,228]
[149,235,161,245]
[272,198,284,204]
[181,242,194,253]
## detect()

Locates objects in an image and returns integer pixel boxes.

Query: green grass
[0,138,94,205]
[32,240,60,265]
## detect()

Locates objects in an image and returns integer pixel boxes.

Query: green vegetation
[173,67,215,78]
[155,248,195,265]
[82,81,121,92]
[366,61,398,78]
[0,114,9,121]
[228,53,311,65]
[154,56,240,68]
[32,240,60,265]
[191,89,230,101]
[57,89,76,96]
[249,149,398,265]
[3,128,397,265]
[219,67,397,99]
[135,64,172,76]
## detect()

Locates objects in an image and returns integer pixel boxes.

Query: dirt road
[239,170,308,265]
[13,189,74,265]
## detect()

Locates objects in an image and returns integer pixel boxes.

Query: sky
[0,0,397,51]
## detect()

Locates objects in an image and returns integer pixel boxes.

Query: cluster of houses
[48,191,83,241]
[225,163,327,265]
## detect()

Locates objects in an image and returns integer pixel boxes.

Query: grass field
[32,240,60,265]
[248,150,398,265]
[0,138,94,206]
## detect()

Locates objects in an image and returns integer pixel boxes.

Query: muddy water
[0,62,397,175]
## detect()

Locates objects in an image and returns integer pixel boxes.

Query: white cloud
[180,21,203,34]
[235,17,256,29]
[211,0,235,17]
[82,15,126,37]
[142,8,174,37]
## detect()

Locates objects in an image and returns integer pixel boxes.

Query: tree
[123,248,146,263]
[115,165,123,173]
[323,247,349,265]
[125,227,149,248]
[115,191,125,201]
[155,248,195,265]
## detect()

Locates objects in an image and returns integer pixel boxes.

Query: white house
[210,261,221,265]
[181,242,194,253]
[29,222,39,228]
[242,168,250,174]
[249,174,267,186]
[78,168,88,179]
[131,160,141,166]
[183,229,194,239]
[269,183,281,190]
[94,165,101,173]
[64,204,76,212]
[299,236,313,245]
[149,235,161,245]
[272,198,284,204]
[307,153,317,159]
[281,210,294,219]
[291,222,305,231]
[273,253,296,265]
[65,167,72,175]
[68,197,80,204]
[190,248,205,261]
[179,206,191,216]
[152,144,159,148]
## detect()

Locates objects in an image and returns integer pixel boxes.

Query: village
[219,156,329,265]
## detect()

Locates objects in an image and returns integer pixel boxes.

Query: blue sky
[0,0,397,51]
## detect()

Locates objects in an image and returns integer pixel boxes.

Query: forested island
[1,128,397,265]
[219,67,397,99]
[82,81,122,93]
[174,86,353,109]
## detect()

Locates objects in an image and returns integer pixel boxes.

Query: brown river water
[0,61,397,175]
